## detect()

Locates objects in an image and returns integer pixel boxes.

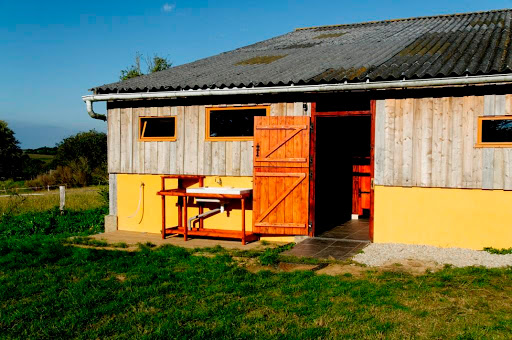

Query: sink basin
[186,187,252,195]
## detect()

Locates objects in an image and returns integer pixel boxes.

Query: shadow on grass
[1,235,512,338]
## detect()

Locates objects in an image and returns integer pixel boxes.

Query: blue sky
[1,0,511,148]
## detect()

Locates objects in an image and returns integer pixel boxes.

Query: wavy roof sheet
[93,9,512,94]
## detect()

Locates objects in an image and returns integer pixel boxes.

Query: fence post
[59,186,65,214]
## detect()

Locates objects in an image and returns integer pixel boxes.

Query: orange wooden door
[253,116,310,235]
[352,165,371,216]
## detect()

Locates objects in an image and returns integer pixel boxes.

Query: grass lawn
[1,236,512,339]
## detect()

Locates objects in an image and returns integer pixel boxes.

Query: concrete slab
[90,230,277,250]
[282,238,368,261]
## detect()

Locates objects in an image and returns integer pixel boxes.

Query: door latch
[255,144,260,157]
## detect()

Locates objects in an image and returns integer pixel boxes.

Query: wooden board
[420,98,433,187]
[373,94,511,191]
[374,100,386,185]
[383,99,395,185]
[352,165,371,215]
[108,108,121,173]
[108,101,311,176]
[252,116,310,235]
[253,117,310,168]
[107,95,512,192]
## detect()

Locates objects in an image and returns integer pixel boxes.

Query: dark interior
[314,116,371,235]
[315,93,371,112]
[141,117,176,138]
[481,118,512,143]
[209,108,267,137]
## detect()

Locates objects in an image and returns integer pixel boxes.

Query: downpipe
[85,100,106,121]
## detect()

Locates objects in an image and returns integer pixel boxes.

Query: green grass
[67,237,129,249]
[484,247,512,255]
[1,238,512,339]
[0,206,107,239]
[2,195,512,338]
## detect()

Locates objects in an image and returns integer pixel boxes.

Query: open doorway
[314,115,372,240]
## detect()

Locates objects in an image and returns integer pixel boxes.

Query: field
[1,189,512,338]
[0,186,106,215]
[26,153,55,165]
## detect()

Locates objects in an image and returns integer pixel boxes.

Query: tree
[146,55,172,73]
[0,120,24,179]
[120,52,172,80]
[52,130,107,185]
[120,52,143,81]
[53,130,107,171]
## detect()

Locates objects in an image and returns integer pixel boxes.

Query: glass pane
[141,117,175,138]
[209,108,267,138]
[481,119,512,143]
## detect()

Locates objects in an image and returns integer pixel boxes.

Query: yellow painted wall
[374,185,512,250]
[117,174,253,234]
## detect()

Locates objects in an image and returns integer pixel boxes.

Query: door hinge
[310,122,314,132]
[371,178,375,190]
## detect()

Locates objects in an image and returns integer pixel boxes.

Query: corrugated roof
[92,8,512,94]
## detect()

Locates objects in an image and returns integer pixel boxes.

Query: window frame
[138,116,177,142]
[205,105,270,141]
[476,116,512,148]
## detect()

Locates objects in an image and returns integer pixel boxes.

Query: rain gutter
[83,74,512,120]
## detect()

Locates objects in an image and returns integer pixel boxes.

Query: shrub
[24,130,109,188]
[24,160,104,188]
[98,186,110,207]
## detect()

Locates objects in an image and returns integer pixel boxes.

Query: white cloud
[162,3,175,12]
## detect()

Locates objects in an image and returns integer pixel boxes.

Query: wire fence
[0,185,101,198]
[0,184,66,193]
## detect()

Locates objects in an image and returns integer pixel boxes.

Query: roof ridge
[294,8,512,31]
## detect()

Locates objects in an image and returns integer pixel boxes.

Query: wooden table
[157,177,257,245]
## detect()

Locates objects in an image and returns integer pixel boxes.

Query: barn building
[83,9,512,249]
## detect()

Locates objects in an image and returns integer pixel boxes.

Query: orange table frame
[157,175,256,245]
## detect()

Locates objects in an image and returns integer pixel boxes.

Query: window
[139,116,176,141]
[205,106,269,141]
[477,116,512,147]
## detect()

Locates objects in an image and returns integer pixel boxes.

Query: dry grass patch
[0,186,105,215]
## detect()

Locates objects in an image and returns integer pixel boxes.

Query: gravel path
[353,243,512,268]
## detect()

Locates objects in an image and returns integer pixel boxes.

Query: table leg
[199,204,204,230]
[183,197,188,241]
[161,176,166,239]
[241,198,246,245]
[161,195,166,239]
[178,197,182,229]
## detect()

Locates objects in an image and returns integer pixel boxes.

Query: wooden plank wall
[108,102,311,176]
[374,94,512,190]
